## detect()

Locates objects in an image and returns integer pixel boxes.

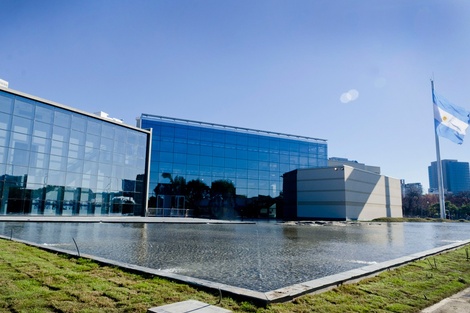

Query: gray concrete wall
[297,167,346,219]
[294,166,402,220]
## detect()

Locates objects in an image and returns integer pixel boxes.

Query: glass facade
[428,160,470,194]
[0,89,150,216]
[139,114,327,217]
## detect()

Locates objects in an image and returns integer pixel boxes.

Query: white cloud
[340,89,359,103]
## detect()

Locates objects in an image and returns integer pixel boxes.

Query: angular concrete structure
[283,165,403,221]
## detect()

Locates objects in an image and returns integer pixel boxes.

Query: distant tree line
[403,186,470,220]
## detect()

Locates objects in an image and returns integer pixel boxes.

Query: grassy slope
[1,238,470,312]
[371,217,451,223]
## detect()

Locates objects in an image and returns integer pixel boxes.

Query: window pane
[47,170,66,185]
[101,123,114,139]
[70,129,85,146]
[54,110,71,128]
[10,133,30,149]
[33,121,52,138]
[87,119,102,134]
[259,161,269,171]
[86,133,100,148]
[0,112,11,130]
[174,126,187,139]
[12,116,32,134]
[32,136,50,154]
[10,144,30,166]
[174,153,187,163]
[0,129,9,147]
[35,105,53,123]
[49,155,66,171]
[0,92,13,113]
[174,142,187,154]
[52,125,70,142]
[13,98,35,118]
[30,152,50,169]
[71,114,86,132]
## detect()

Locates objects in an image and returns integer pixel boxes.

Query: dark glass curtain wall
[140,114,327,218]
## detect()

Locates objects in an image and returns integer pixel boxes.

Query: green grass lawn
[1,237,470,312]
[371,217,456,223]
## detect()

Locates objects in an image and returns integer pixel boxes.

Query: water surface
[1,221,469,292]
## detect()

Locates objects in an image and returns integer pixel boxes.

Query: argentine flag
[433,93,470,144]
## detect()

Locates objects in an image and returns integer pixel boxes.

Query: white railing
[147,208,194,217]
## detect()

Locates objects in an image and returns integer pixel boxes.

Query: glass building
[0,88,151,216]
[138,114,327,218]
[428,159,470,194]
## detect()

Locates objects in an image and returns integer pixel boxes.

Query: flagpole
[431,80,446,219]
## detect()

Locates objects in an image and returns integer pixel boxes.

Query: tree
[211,179,236,198]
[447,191,470,209]
[210,179,236,219]
[152,173,188,210]
[445,201,459,220]
[159,173,186,195]
[461,203,470,219]
[402,186,422,217]
[161,172,173,183]
[172,176,187,196]
[418,194,438,218]
[428,202,440,218]
[186,179,209,215]
[435,192,470,220]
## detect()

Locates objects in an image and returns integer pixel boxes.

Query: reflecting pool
[1,221,470,292]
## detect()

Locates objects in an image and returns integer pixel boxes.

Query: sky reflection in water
[1,221,470,292]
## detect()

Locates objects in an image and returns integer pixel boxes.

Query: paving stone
[148,300,231,313]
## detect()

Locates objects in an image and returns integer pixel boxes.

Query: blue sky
[1,0,470,191]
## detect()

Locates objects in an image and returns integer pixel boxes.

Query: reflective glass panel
[0,112,11,130]
[0,92,13,113]
[0,90,150,216]
[140,115,327,214]
[53,110,71,128]
[12,116,32,134]
[70,114,86,132]
[13,98,35,118]
[0,129,9,147]
[52,125,70,142]
[35,105,53,123]
[33,121,52,138]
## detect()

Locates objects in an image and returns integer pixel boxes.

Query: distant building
[328,157,380,174]
[428,160,470,194]
[282,165,403,221]
[93,111,124,124]
[0,79,8,89]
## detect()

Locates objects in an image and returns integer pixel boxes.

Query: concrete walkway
[148,300,231,313]
[421,287,470,313]
[0,215,255,224]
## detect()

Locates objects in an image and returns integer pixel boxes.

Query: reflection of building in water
[0,174,29,214]
[0,87,151,216]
